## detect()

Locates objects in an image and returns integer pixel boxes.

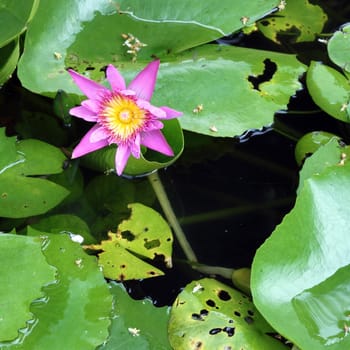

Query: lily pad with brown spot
[85,203,173,281]
[168,278,288,350]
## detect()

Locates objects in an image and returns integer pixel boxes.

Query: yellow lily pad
[86,203,173,281]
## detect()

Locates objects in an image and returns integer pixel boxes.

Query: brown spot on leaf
[209,328,222,335]
[191,313,204,321]
[218,289,231,301]
[144,239,160,249]
[223,326,235,337]
[244,316,254,324]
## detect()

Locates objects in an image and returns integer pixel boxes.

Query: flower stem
[148,171,198,262]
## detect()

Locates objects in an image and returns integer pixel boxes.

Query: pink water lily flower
[68,60,182,175]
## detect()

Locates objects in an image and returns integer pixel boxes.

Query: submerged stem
[148,171,198,262]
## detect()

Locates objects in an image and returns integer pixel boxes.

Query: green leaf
[81,174,155,240]
[5,230,113,349]
[153,45,306,137]
[17,0,306,139]
[0,234,56,342]
[0,0,39,48]
[98,282,171,350]
[292,264,350,346]
[251,155,350,349]
[0,176,69,218]
[30,214,96,244]
[257,0,327,43]
[0,128,17,170]
[0,128,69,218]
[297,138,349,193]
[328,23,350,73]
[15,139,66,176]
[168,278,288,349]
[117,203,173,265]
[17,0,279,94]
[81,118,184,176]
[307,61,350,122]
[294,131,340,166]
[0,39,19,85]
[48,163,84,206]
[86,203,173,280]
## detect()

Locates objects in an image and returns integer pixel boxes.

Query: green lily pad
[0,0,39,48]
[30,214,96,244]
[294,131,341,166]
[297,137,349,193]
[17,0,305,140]
[48,163,84,206]
[0,39,19,85]
[251,152,350,349]
[328,23,350,73]
[168,278,288,349]
[258,0,327,43]
[17,0,279,95]
[153,45,306,137]
[86,203,173,280]
[0,234,56,342]
[98,282,171,350]
[6,230,113,349]
[306,61,350,122]
[0,129,69,218]
[80,174,155,240]
[292,264,350,346]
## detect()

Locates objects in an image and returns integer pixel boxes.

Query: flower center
[119,109,132,123]
[100,94,147,142]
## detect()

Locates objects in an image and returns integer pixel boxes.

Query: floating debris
[193,104,204,114]
[54,52,62,60]
[122,33,147,62]
[128,327,140,336]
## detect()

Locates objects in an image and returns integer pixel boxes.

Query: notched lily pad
[168,278,288,349]
[297,137,350,193]
[258,0,327,43]
[328,23,350,73]
[9,229,113,349]
[0,128,69,218]
[98,282,171,349]
[0,234,56,342]
[292,264,350,346]
[306,61,350,123]
[251,156,350,349]
[85,203,173,280]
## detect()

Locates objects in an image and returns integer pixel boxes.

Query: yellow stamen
[101,95,146,141]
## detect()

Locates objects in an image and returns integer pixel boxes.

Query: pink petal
[130,134,141,158]
[120,89,136,96]
[141,130,174,156]
[137,100,166,118]
[71,124,109,159]
[106,64,126,91]
[70,106,98,122]
[90,126,109,143]
[128,60,160,101]
[115,144,131,175]
[81,99,100,113]
[68,69,108,99]
[160,106,183,119]
[143,120,164,132]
